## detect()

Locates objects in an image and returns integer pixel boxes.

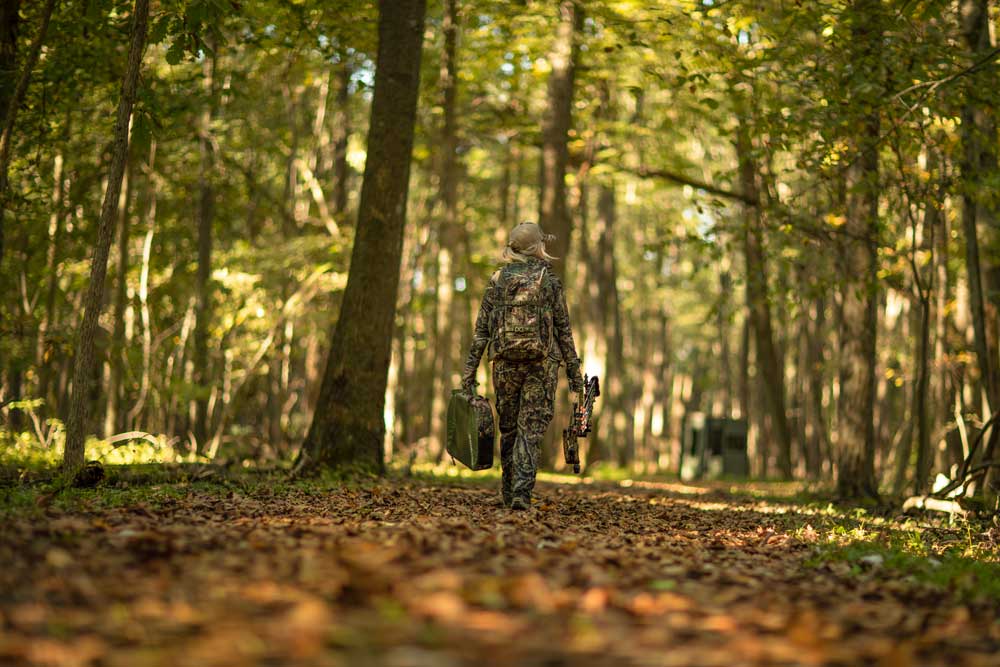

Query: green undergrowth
[801,514,1000,603]
[0,462,386,518]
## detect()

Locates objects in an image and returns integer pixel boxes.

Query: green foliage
[807,528,1000,603]
[2,0,998,488]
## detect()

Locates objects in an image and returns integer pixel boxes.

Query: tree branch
[626,165,758,205]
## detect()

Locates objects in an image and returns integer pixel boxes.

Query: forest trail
[2,478,999,667]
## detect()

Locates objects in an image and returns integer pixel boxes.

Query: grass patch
[0,459,399,518]
[804,519,1000,602]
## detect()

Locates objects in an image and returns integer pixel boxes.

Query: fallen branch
[902,495,968,517]
[103,431,163,447]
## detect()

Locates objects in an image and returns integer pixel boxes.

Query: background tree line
[1,0,999,504]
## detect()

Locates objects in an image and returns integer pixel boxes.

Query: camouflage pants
[492,358,559,503]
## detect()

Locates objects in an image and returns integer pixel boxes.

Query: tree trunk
[538,0,581,282]
[332,59,351,218]
[736,117,794,479]
[298,0,426,473]
[717,267,734,418]
[834,0,882,499]
[933,182,955,474]
[595,181,632,466]
[430,0,461,455]
[193,41,218,449]
[500,141,513,226]
[63,0,149,470]
[913,167,941,493]
[127,140,156,427]
[106,154,134,435]
[958,0,1000,501]
[802,294,829,478]
[0,0,55,268]
[656,302,673,469]
[38,128,67,411]
[0,0,19,127]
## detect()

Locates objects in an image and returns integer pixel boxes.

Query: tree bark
[0,0,55,268]
[736,117,794,479]
[958,0,1000,500]
[298,0,426,473]
[717,268,734,418]
[834,0,882,499]
[913,168,941,493]
[63,0,149,470]
[127,140,156,427]
[933,181,955,474]
[193,40,218,449]
[538,0,581,282]
[803,293,829,478]
[332,59,351,218]
[430,0,462,455]
[500,141,513,225]
[0,0,19,127]
[595,180,632,466]
[38,124,67,411]
[106,154,134,435]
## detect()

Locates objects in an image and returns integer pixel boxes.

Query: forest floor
[2,469,1000,667]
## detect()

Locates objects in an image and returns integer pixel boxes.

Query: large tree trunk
[538,0,581,282]
[736,117,794,479]
[958,0,1000,500]
[193,42,218,449]
[835,0,881,499]
[298,0,426,473]
[0,0,55,268]
[63,0,149,470]
[430,0,462,456]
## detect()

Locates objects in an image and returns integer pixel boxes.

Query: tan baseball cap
[508,222,555,250]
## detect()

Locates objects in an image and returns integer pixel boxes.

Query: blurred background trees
[2,0,999,502]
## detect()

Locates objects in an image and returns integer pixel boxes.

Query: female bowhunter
[461,222,584,510]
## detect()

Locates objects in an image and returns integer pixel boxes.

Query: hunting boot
[501,467,513,507]
[510,495,531,510]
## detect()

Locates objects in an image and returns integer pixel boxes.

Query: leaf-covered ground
[2,475,1000,667]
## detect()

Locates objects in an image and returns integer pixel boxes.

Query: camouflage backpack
[492,263,552,362]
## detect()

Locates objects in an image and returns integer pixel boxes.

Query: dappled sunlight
[618,478,712,496]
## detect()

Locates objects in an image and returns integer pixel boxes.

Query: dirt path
[1,479,998,666]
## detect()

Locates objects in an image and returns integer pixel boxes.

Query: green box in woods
[679,413,748,481]
[446,390,496,470]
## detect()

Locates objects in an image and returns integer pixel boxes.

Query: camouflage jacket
[461,257,583,392]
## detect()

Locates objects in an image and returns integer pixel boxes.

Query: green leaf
[165,39,186,65]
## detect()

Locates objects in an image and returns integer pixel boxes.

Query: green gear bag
[446,390,495,470]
